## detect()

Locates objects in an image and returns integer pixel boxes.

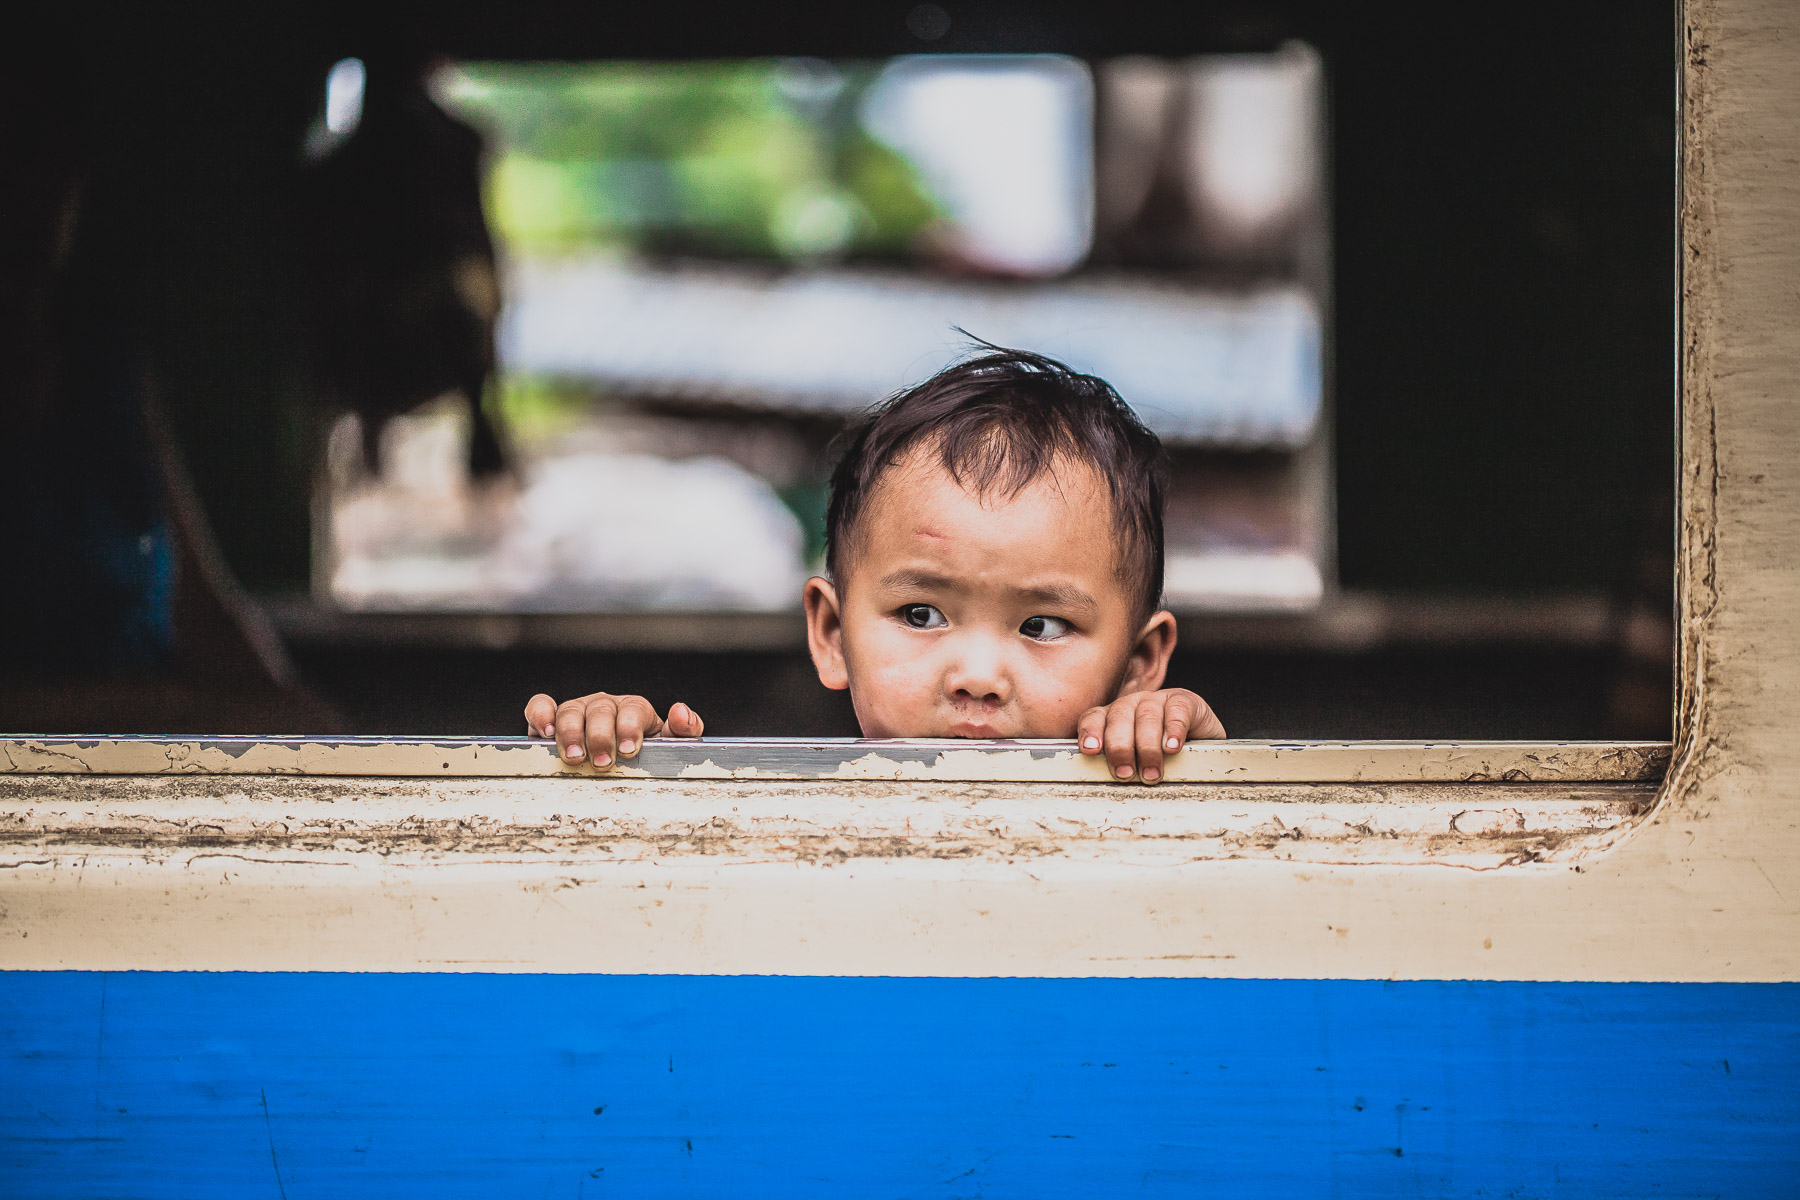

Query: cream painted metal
[0,771,1653,870]
[0,0,1796,983]
[0,736,1669,783]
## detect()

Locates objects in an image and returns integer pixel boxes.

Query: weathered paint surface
[0,735,1671,782]
[3,973,1796,1198]
[0,773,1650,870]
[0,0,1794,990]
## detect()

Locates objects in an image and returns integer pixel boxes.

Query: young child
[523,347,1226,783]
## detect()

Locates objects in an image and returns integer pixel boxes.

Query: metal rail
[0,736,1671,783]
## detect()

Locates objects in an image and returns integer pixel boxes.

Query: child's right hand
[523,692,704,768]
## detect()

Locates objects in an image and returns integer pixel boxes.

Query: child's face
[804,451,1175,738]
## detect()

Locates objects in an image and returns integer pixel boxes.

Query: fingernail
[564,745,584,761]
[595,752,612,767]
[1083,736,1100,751]
[1115,764,1133,779]
[1166,737,1180,751]
[620,740,636,755]
[543,725,555,739]
[1143,767,1160,782]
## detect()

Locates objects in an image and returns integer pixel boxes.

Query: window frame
[6,0,1798,987]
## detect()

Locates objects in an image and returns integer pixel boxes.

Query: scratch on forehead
[914,527,947,540]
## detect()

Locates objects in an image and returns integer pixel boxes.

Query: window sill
[2,736,1667,872]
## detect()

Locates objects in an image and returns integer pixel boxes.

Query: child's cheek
[1036,687,1098,738]
[877,659,942,727]
[1023,649,1116,735]
[850,629,943,736]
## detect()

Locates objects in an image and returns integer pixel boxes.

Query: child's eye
[1020,615,1072,640]
[900,604,948,629]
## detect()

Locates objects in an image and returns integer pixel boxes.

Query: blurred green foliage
[775,478,832,571]
[443,61,941,260]
[492,374,597,448]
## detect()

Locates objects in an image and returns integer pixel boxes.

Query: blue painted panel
[2,974,1795,1198]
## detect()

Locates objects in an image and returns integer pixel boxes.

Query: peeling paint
[0,736,1671,784]
[0,774,1651,874]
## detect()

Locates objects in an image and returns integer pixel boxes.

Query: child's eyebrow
[878,568,960,593]
[1015,583,1100,614]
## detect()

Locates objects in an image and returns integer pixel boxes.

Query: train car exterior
[3,0,1797,1194]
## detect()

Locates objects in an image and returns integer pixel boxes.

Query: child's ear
[803,576,850,691]
[1119,609,1178,697]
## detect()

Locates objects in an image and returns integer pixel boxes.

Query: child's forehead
[852,449,1123,576]
[869,443,1111,513]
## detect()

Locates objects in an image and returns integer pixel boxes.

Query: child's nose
[944,637,1011,705]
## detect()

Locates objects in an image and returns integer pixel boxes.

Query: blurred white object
[325,58,367,134]
[496,453,806,611]
[1184,45,1321,257]
[860,56,1094,276]
[1163,550,1324,613]
[328,411,807,612]
[304,58,366,159]
[505,258,1320,447]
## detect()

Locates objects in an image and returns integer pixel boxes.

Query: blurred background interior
[1,2,1673,740]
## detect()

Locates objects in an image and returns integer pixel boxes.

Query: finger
[666,702,705,738]
[1135,697,1168,782]
[1075,707,1106,756]
[524,694,558,739]
[1103,700,1138,780]
[1185,692,1227,740]
[613,697,664,759]
[583,696,621,767]
[1162,692,1197,757]
[555,699,592,763]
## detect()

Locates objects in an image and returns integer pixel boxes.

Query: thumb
[524,693,558,737]
[666,702,705,737]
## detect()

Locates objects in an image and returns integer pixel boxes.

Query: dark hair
[825,344,1170,616]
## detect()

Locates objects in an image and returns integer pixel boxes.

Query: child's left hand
[1077,688,1226,783]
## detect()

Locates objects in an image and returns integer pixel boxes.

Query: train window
[276,23,1669,746]
[3,8,1675,765]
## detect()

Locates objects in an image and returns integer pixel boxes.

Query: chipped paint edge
[0,736,1672,784]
